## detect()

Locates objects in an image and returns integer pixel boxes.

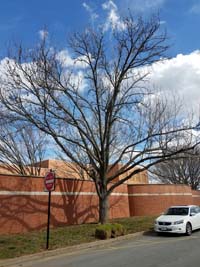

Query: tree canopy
[151,146,200,190]
[0,14,199,223]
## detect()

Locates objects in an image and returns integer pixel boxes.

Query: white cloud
[1,49,200,120]
[82,2,99,21]
[149,51,200,115]
[56,49,89,91]
[56,49,88,69]
[69,70,88,92]
[38,30,48,40]
[102,0,126,31]
[55,47,200,116]
[56,50,74,68]
[102,0,117,10]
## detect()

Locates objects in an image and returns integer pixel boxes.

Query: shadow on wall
[50,180,129,229]
[0,176,130,234]
[53,179,99,226]
[0,178,99,234]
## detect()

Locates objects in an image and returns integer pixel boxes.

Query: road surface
[3,230,200,267]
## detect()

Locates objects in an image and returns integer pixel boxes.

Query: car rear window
[165,207,189,216]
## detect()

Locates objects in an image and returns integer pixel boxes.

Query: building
[0,159,149,184]
[38,159,148,184]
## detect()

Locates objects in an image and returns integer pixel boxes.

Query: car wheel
[185,222,192,236]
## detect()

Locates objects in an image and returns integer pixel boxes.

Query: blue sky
[0,0,200,115]
[0,0,199,57]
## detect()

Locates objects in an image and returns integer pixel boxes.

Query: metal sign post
[46,190,51,250]
[44,170,55,250]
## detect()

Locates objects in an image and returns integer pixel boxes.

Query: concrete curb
[0,231,144,267]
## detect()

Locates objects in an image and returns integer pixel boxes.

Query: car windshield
[165,207,189,216]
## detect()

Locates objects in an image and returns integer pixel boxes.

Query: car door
[190,207,199,230]
[194,207,200,229]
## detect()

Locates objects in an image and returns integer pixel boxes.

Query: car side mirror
[190,212,196,216]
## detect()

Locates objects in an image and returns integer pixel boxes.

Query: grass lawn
[0,216,155,259]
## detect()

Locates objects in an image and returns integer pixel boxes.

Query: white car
[154,205,200,235]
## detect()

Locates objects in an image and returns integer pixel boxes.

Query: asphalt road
[4,230,200,267]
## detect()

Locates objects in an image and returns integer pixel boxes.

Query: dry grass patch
[0,216,155,259]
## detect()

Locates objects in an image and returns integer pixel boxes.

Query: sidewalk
[0,232,144,267]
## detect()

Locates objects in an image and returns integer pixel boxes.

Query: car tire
[185,222,192,236]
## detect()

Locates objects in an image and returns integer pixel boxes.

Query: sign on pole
[44,170,55,191]
[44,170,55,249]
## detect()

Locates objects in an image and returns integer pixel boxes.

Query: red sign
[44,171,55,191]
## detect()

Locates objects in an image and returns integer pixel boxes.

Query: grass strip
[0,216,155,259]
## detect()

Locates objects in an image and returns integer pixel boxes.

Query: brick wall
[128,184,200,216]
[0,174,129,234]
[192,190,200,205]
[1,174,200,234]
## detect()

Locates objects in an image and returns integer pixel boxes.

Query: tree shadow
[0,176,130,234]
[0,178,98,234]
[52,178,99,226]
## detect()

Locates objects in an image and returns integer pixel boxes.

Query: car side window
[194,207,200,213]
[190,207,199,214]
[190,207,197,214]
[195,207,200,213]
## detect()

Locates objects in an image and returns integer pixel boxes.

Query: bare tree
[150,146,200,190]
[0,120,48,176]
[0,15,199,223]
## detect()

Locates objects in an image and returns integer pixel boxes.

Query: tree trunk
[99,195,109,224]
